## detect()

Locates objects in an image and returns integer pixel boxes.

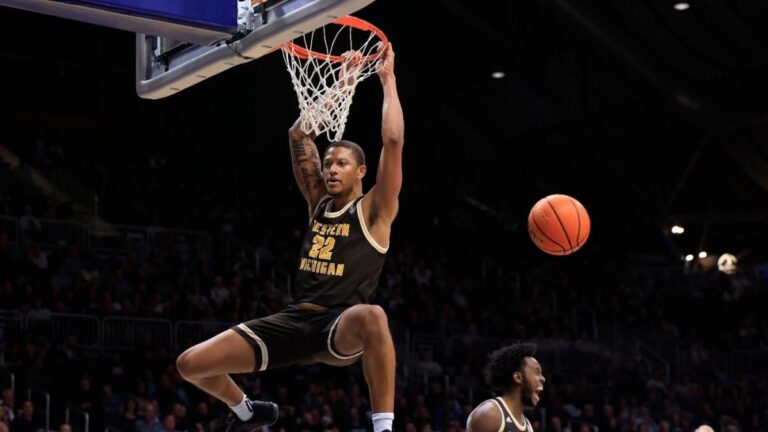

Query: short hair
[325,140,366,166]
[484,343,537,392]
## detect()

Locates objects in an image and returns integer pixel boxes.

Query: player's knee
[176,348,200,381]
[361,305,388,333]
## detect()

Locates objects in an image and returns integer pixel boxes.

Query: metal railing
[9,311,422,357]
[102,317,173,351]
[0,310,414,387]
[595,324,671,380]
[150,229,211,261]
[410,333,446,364]
[44,169,98,217]
[20,217,88,249]
[628,338,671,380]
[27,388,51,432]
[29,313,101,349]
[174,320,233,351]
[409,330,662,382]
[1,214,214,260]
[1,308,697,387]
[66,407,90,432]
[0,311,24,364]
[446,335,502,358]
[89,224,150,258]
[480,258,521,296]
[386,319,411,379]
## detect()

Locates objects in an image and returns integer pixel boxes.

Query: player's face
[323,147,365,195]
[520,357,545,407]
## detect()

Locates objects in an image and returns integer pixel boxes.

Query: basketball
[528,194,590,255]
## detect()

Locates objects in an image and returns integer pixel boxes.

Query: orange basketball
[528,194,590,256]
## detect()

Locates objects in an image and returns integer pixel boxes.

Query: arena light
[685,254,694,262]
[671,225,685,235]
[698,251,707,259]
[674,2,690,11]
[492,71,506,79]
[717,253,737,275]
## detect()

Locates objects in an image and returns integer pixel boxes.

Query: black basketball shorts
[230,305,363,371]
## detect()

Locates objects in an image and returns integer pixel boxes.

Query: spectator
[162,415,180,432]
[134,402,162,432]
[73,377,98,413]
[113,399,138,432]
[1,390,14,423]
[208,276,229,308]
[1,142,767,432]
[19,206,42,242]
[0,404,8,430]
[171,404,189,432]
[11,401,41,432]
[417,350,443,377]
[102,385,123,415]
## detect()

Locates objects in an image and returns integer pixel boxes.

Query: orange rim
[281,16,388,63]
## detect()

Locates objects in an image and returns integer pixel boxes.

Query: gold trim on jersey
[236,324,269,371]
[324,198,356,217]
[496,398,528,431]
[488,399,506,432]
[356,199,388,254]
[308,195,332,225]
[327,311,364,360]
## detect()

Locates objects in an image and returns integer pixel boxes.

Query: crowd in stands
[1,138,767,432]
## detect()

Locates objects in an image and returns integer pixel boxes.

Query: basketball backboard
[0,0,375,99]
[0,0,236,45]
[136,0,375,99]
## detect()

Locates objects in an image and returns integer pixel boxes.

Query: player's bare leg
[333,304,396,432]
[176,330,277,431]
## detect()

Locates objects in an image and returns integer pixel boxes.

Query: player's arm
[466,401,503,432]
[288,52,359,212]
[288,118,326,212]
[368,43,404,223]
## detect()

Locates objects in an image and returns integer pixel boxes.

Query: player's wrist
[379,74,396,85]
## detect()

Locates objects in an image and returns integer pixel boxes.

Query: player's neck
[329,188,362,211]
[500,393,525,426]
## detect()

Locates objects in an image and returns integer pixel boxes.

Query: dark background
[1,0,767,264]
[1,2,768,432]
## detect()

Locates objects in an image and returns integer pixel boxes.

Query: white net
[281,18,385,142]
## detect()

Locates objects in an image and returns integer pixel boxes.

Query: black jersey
[294,196,387,307]
[469,398,533,432]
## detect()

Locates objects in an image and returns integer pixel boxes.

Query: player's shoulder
[467,399,502,432]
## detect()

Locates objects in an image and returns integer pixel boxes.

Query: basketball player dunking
[176,43,403,432]
[467,343,546,432]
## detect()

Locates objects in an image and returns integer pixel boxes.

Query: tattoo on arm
[289,136,324,201]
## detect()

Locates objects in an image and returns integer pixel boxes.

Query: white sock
[372,412,394,432]
[230,394,254,421]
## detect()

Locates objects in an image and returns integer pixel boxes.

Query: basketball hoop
[281,16,388,142]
